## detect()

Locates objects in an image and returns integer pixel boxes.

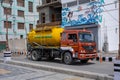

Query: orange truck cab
[60,29,97,64]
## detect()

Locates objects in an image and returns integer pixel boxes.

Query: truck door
[67,33,78,52]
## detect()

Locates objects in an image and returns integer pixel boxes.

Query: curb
[95,57,116,62]
[0,59,113,80]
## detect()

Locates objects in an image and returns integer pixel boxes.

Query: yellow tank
[27,26,64,47]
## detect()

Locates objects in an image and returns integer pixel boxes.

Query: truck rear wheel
[31,50,41,61]
[64,52,73,65]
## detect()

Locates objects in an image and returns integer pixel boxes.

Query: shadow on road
[33,58,95,66]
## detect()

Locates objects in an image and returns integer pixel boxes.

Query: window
[52,14,56,22]
[78,0,90,4]
[29,24,33,31]
[62,4,67,8]
[4,7,11,15]
[46,0,51,3]
[41,13,45,23]
[52,0,57,1]
[56,13,61,21]
[67,1,77,7]
[3,0,11,4]
[61,32,66,40]
[79,33,94,42]
[17,0,24,7]
[20,35,23,39]
[28,1,33,12]
[4,21,12,28]
[18,10,24,17]
[68,34,77,42]
[18,23,24,29]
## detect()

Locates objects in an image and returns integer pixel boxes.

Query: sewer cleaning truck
[27,26,97,64]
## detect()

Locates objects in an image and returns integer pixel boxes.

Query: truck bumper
[78,53,98,59]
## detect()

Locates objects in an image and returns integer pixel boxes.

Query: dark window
[41,13,45,23]
[28,1,33,12]
[18,23,24,29]
[56,13,61,21]
[4,7,11,15]
[20,35,23,39]
[17,0,24,7]
[79,33,94,42]
[46,0,51,3]
[78,0,90,4]
[29,24,33,31]
[4,21,12,28]
[67,1,77,7]
[68,34,77,42]
[52,0,57,1]
[18,10,24,17]
[52,14,56,22]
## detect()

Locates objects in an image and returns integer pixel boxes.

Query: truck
[27,26,97,65]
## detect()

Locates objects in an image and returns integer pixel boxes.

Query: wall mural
[61,0,105,27]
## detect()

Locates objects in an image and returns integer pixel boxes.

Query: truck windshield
[79,33,94,42]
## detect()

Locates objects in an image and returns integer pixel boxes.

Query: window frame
[28,1,33,12]
[18,22,24,29]
[18,10,24,17]
[4,21,12,29]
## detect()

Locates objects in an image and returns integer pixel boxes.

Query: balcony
[37,0,61,10]
[36,21,61,28]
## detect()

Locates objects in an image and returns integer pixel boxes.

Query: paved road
[0,63,94,80]
[9,55,114,76]
[0,52,114,76]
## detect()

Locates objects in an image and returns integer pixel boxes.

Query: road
[0,63,94,80]
[11,55,114,77]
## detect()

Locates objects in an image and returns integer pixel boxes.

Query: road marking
[0,69,11,74]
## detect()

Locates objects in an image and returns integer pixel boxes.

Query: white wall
[61,0,119,52]
[100,0,119,51]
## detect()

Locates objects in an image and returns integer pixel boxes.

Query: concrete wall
[39,7,51,24]
[8,39,27,52]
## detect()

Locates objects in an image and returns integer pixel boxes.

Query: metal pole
[5,10,9,51]
[118,0,120,59]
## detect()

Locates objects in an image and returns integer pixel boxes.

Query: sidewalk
[0,52,113,80]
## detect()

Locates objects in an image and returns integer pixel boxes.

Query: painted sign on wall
[62,0,104,27]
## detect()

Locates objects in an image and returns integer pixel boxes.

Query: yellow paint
[28,26,64,46]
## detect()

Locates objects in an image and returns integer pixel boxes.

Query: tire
[31,50,41,61]
[64,52,73,65]
[81,59,88,63]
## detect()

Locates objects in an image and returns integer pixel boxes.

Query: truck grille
[82,46,95,51]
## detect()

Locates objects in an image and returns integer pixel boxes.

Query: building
[61,0,119,52]
[0,0,40,51]
[37,0,62,28]
[0,0,40,40]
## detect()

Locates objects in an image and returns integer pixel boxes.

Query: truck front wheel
[64,52,73,65]
[31,50,41,61]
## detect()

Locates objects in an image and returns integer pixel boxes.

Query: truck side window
[68,34,77,42]
[61,32,66,40]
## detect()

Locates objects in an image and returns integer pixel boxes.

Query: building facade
[37,0,62,27]
[61,0,119,52]
[0,0,40,41]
